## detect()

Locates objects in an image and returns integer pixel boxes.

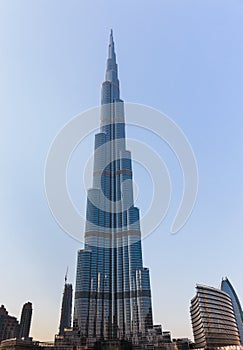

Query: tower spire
[108,29,115,58]
[105,30,119,87]
[109,29,113,44]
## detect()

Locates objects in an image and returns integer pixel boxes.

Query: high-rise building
[221,277,243,344]
[0,305,19,342]
[59,276,73,336]
[190,285,240,349]
[73,30,153,345]
[19,302,32,339]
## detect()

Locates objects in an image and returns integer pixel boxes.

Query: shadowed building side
[58,281,73,336]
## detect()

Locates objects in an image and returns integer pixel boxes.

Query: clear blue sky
[1,0,243,341]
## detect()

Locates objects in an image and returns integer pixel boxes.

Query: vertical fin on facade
[221,277,243,344]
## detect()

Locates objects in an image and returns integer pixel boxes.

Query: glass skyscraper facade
[73,31,153,344]
[221,277,243,345]
[190,285,240,349]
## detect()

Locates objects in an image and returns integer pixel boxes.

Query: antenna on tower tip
[65,267,68,284]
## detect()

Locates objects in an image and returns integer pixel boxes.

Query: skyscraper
[190,285,240,349]
[221,277,243,344]
[58,275,73,336]
[19,302,32,339]
[73,31,153,345]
